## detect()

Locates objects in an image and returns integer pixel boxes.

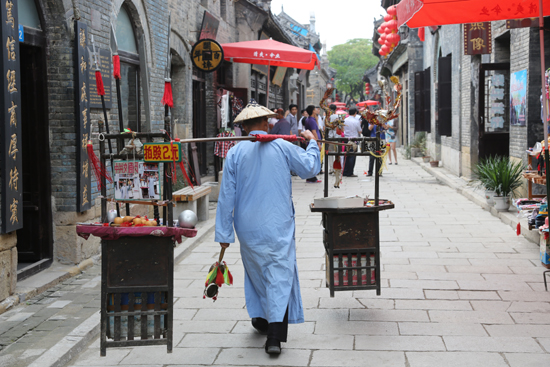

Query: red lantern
[380,44,389,54]
[387,33,401,47]
[387,5,397,17]
[377,26,384,34]
[383,14,392,22]
[379,33,387,44]
[387,19,398,32]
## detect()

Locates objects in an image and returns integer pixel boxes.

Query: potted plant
[410,132,426,158]
[472,156,497,205]
[492,157,524,211]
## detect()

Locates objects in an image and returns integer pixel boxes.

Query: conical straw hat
[234,98,276,123]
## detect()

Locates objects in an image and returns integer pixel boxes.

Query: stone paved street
[65,155,550,366]
[0,266,101,367]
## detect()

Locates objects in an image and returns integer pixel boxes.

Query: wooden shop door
[16,40,53,279]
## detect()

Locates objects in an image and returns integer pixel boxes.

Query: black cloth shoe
[252,318,268,335]
[265,338,281,355]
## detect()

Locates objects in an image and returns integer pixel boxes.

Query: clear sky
[270,0,386,51]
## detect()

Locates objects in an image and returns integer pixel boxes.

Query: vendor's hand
[301,130,316,141]
[220,243,230,249]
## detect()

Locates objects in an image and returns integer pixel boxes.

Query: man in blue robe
[215,100,320,355]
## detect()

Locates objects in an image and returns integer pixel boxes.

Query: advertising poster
[510,69,527,126]
[114,160,160,200]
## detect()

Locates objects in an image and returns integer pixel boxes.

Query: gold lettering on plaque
[82,160,89,178]
[8,133,17,160]
[8,100,16,127]
[82,108,88,129]
[9,198,18,224]
[6,70,17,93]
[82,133,88,149]
[6,36,15,61]
[470,37,486,51]
[82,185,89,205]
[5,0,14,29]
[8,167,18,191]
[81,82,87,102]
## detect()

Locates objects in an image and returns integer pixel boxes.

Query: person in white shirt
[315,107,325,134]
[342,108,362,177]
[297,109,307,135]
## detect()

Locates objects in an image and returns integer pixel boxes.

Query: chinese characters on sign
[191,39,224,73]
[74,20,91,212]
[143,142,182,163]
[464,22,492,56]
[1,0,22,232]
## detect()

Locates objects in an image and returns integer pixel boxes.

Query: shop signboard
[1,0,23,233]
[463,22,492,55]
[75,20,92,212]
[510,69,527,126]
[143,142,181,163]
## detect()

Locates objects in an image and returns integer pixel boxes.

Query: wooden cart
[310,131,393,296]
[90,120,191,356]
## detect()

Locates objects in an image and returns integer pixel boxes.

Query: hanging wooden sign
[1,0,23,233]
[464,22,492,55]
[75,20,91,212]
[191,39,224,73]
[506,18,538,29]
[143,142,182,163]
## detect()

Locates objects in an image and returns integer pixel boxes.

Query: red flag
[113,55,121,79]
[162,81,174,107]
[95,70,105,96]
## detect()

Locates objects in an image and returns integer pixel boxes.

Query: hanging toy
[333,159,342,188]
[203,248,233,302]
[87,140,112,189]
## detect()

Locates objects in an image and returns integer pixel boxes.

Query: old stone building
[0,0,325,310]
[374,1,550,184]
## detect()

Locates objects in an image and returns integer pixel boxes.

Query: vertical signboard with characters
[75,20,91,211]
[1,0,22,233]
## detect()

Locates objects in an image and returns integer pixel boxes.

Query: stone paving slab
[56,155,550,365]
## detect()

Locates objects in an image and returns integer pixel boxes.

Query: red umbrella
[396,0,549,196]
[397,0,550,29]
[221,39,320,106]
[356,100,381,107]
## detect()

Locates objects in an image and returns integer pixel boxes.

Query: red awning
[221,39,320,70]
[397,0,549,28]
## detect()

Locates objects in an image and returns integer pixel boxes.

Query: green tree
[328,38,378,100]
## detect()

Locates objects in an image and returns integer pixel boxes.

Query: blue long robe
[215,130,320,324]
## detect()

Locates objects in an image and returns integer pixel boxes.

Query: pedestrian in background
[343,108,362,177]
[387,118,398,165]
[303,105,322,183]
[271,108,291,135]
[285,104,299,137]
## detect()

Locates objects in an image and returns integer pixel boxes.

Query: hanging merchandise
[214,131,236,158]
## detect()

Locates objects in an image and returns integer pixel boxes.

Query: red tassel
[178,160,194,189]
[113,55,121,79]
[517,223,521,236]
[87,141,112,189]
[95,70,105,96]
[215,267,224,287]
[162,81,174,108]
[418,27,425,42]
[228,270,233,285]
